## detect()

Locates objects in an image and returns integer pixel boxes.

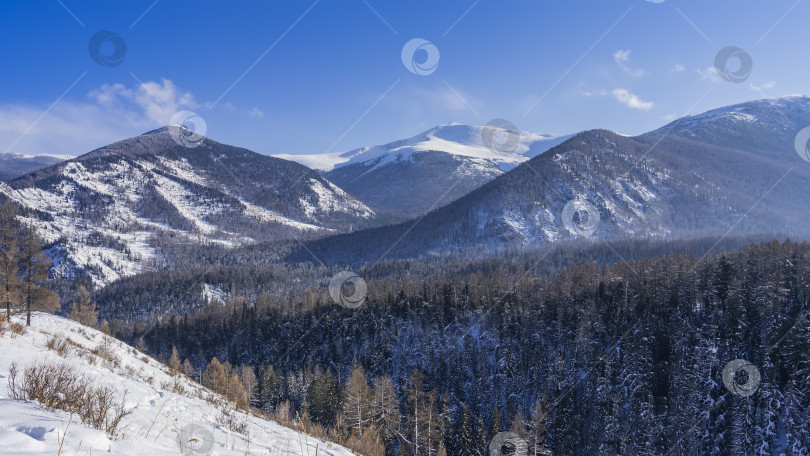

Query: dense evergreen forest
[115,239,810,455]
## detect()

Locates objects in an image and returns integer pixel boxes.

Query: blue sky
[0,0,807,158]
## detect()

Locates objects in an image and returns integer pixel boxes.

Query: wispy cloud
[90,78,197,125]
[613,49,645,77]
[672,64,685,72]
[749,81,776,91]
[580,90,608,98]
[1,79,199,156]
[612,88,654,110]
[697,66,721,83]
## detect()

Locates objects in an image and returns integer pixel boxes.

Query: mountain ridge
[0,128,375,285]
[285,96,810,265]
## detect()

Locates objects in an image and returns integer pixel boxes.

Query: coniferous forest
[116,239,810,455]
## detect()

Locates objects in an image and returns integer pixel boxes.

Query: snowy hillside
[0,128,375,286]
[650,95,810,159]
[0,313,353,455]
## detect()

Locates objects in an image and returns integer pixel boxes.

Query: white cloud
[612,89,654,110]
[613,49,631,64]
[613,49,645,77]
[1,79,199,157]
[673,64,685,72]
[697,66,721,83]
[90,78,197,125]
[749,81,776,91]
[249,107,265,118]
[580,90,608,98]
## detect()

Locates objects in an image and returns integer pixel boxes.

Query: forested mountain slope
[126,239,810,455]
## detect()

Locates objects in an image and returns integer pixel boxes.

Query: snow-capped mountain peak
[275,123,570,172]
[290,124,573,218]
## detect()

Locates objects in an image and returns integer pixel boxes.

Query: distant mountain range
[0,152,69,181]
[2,97,809,283]
[288,96,810,265]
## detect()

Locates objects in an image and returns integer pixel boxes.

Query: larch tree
[239,365,259,407]
[18,221,56,326]
[372,375,400,443]
[168,346,181,374]
[69,285,98,327]
[0,200,21,320]
[227,373,248,409]
[405,369,441,455]
[181,359,195,378]
[343,363,373,435]
[203,357,227,394]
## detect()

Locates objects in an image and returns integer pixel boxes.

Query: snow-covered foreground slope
[0,313,353,455]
